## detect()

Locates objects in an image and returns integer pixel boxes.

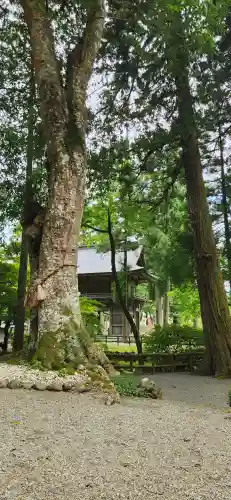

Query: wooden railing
[106,350,205,373]
[96,335,137,345]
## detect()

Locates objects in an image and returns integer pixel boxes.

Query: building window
[112,325,122,336]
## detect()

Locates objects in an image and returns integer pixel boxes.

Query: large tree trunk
[172,13,231,375]
[218,123,231,292]
[21,0,108,370]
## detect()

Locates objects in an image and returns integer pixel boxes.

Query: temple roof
[77,246,144,275]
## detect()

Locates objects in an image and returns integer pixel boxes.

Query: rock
[150,387,163,399]
[104,394,116,406]
[78,364,86,372]
[74,383,93,393]
[104,391,120,406]
[139,377,156,391]
[0,379,8,388]
[47,382,63,392]
[137,378,162,399]
[22,382,34,390]
[63,382,75,392]
[34,382,47,391]
[7,379,23,389]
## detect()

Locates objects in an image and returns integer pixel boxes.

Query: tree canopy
[1,0,231,374]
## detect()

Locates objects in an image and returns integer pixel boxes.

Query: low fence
[106,350,205,373]
[96,335,137,345]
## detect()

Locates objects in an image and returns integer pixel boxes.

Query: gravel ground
[0,374,231,500]
[149,372,231,408]
[0,362,86,387]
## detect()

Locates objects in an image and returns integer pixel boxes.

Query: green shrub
[80,296,102,339]
[228,389,231,407]
[142,324,204,353]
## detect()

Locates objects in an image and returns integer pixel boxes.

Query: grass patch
[111,373,163,399]
[97,342,137,353]
[111,373,142,396]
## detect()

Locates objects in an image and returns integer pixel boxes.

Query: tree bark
[172,13,231,375]
[20,0,107,369]
[2,318,11,353]
[14,230,29,351]
[14,63,35,351]
[155,284,163,326]
[163,279,170,326]
[218,123,231,292]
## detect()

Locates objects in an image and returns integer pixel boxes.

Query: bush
[80,296,102,339]
[142,324,204,353]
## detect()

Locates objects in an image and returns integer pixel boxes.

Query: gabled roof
[77,246,144,275]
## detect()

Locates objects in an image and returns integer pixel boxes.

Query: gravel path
[149,372,231,408]
[0,375,231,500]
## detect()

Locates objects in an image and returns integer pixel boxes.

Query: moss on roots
[31,323,90,371]
[31,313,116,375]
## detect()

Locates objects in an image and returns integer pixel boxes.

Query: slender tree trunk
[28,227,41,349]
[20,0,109,370]
[155,284,163,326]
[172,14,231,375]
[14,63,35,351]
[3,318,11,353]
[218,123,231,291]
[163,279,170,326]
[193,317,199,328]
[123,235,128,340]
[14,231,29,351]
[108,210,143,355]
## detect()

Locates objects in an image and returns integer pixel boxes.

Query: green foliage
[80,296,102,338]
[143,324,204,353]
[111,374,144,397]
[229,389,231,406]
[111,373,162,398]
[168,283,201,324]
[0,240,19,320]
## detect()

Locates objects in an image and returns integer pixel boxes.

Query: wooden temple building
[77,246,149,339]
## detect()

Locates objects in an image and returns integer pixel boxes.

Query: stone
[22,382,34,390]
[34,382,47,391]
[47,382,63,392]
[137,378,162,399]
[139,377,156,391]
[7,379,23,389]
[104,392,120,406]
[149,387,163,399]
[0,379,8,388]
[63,382,75,392]
[74,383,93,393]
[105,394,116,406]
